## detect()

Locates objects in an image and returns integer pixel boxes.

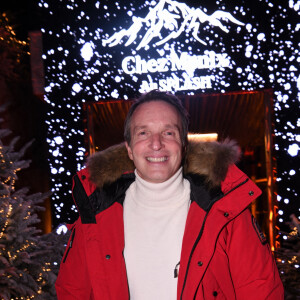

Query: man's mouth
[146,156,168,162]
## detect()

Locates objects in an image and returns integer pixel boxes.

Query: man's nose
[150,133,163,150]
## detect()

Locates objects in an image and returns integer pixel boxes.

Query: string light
[0,204,12,239]
[0,13,29,52]
[0,129,55,299]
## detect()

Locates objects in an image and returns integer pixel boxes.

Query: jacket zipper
[63,227,76,263]
[180,211,209,300]
[179,178,249,299]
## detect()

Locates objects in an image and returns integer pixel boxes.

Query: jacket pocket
[196,272,227,300]
[198,284,226,300]
[62,227,76,263]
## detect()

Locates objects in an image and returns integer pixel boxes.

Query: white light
[111,89,119,98]
[246,23,252,31]
[245,45,253,58]
[81,42,94,61]
[246,45,253,52]
[289,169,296,175]
[72,83,82,93]
[287,143,300,157]
[284,199,289,204]
[56,224,68,235]
[51,168,58,175]
[257,33,265,40]
[278,210,284,215]
[53,149,59,157]
[54,136,64,145]
[45,86,52,93]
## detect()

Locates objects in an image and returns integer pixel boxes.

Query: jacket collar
[87,139,240,190]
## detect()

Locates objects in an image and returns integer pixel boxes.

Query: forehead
[131,100,181,128]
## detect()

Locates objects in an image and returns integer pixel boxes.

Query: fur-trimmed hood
[87,139,240,189]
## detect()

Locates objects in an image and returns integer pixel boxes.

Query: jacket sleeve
[225,209,284,300]
[55,169,97,299]
[55,219,93,299]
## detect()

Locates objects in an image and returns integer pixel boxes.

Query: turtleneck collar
[129,167,189,209]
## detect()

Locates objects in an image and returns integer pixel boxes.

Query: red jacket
[55,141,284,299]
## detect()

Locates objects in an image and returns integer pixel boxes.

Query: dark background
[0,0,299,234]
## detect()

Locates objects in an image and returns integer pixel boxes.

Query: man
[56,90,284,299]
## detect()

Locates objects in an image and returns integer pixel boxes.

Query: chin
[146,173,171,183]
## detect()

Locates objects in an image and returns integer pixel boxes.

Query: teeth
[146,157,167,162]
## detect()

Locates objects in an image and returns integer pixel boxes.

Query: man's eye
[138,131,146,136]
[165,131,174,136]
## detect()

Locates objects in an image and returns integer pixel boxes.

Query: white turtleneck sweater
[123,167,191,300]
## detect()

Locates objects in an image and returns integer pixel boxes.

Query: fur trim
[87,139,240,188]
[87,143,135,188]
[184,138,240,187]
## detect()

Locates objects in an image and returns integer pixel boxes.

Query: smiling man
[125,100,184,183]
[56,90,283,299]
[123,96,190,299]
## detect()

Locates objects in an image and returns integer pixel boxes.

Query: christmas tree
[0,12,28,83]
[276,214,300,299]
[0,124,68,299]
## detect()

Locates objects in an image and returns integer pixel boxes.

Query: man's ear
[125,142,133,160]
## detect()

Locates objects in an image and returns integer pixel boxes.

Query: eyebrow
[133,124,181,133]
[163,124,181,131]
[133,125,147,133]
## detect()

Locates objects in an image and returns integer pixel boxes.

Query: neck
[132,167,186,209]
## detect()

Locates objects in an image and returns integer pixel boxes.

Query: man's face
[125,101,183,183]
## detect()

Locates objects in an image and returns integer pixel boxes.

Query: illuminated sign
[103,0,244,49]
[103,0,244,92]
[121,51,230,75]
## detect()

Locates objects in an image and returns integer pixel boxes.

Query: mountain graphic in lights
[103,0,244,50]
